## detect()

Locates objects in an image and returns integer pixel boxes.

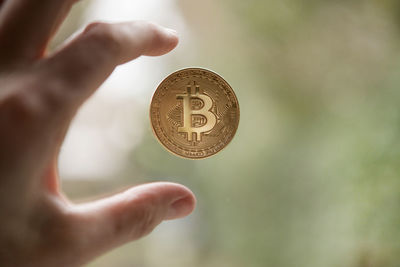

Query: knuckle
[132,202,160,238]
[39,77,69,112]
[84,22,121,55]
[0,91,42,125]
[143,21,159,34]
[28,198,77,250]
[84,21,107,34]
[140,22,171,55]
[144,22,164,43]
[113,196,161,240]
[0,75,68,127]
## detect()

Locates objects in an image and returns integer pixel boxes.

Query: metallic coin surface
[150,68,240,159]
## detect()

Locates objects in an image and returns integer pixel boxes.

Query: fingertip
[166,28,179,51]
[133,182,196,220]
[164,27,179,41]
[144,25,179,56]
[165,193,196,220]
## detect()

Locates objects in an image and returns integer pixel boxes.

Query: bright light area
[58,0,189,179]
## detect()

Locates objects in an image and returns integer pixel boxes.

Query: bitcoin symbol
[150,68,240,159]
[177,82,217,142]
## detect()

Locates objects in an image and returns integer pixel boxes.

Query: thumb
[70,182,196,261]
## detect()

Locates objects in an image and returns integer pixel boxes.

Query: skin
[0,0,196,266]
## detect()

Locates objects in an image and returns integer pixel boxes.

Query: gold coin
[150,68,240,159]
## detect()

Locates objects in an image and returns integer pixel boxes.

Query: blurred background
[54,0,400,266]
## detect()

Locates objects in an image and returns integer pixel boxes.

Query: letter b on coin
[177,82,217,142]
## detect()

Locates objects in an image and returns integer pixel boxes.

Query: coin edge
[149,67,240,160]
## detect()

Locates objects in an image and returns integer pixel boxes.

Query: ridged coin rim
[149,67,240,159]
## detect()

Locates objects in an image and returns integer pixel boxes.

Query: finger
[70,182,195,261]
[32,21,178,189]
[40,21,178,113]
[0,0,76,64]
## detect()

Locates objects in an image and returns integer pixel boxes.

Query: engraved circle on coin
[150,68,240,159]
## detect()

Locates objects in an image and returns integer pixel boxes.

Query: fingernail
[165,28,178,36]
[165,196,195,220]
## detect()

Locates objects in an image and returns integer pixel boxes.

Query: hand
[0,0,196,266]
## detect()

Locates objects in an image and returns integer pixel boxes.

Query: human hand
[0,0,196,266]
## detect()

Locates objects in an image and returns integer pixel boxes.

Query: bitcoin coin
[150,68,240,159]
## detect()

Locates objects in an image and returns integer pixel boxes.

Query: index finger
[41,21,179,112]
